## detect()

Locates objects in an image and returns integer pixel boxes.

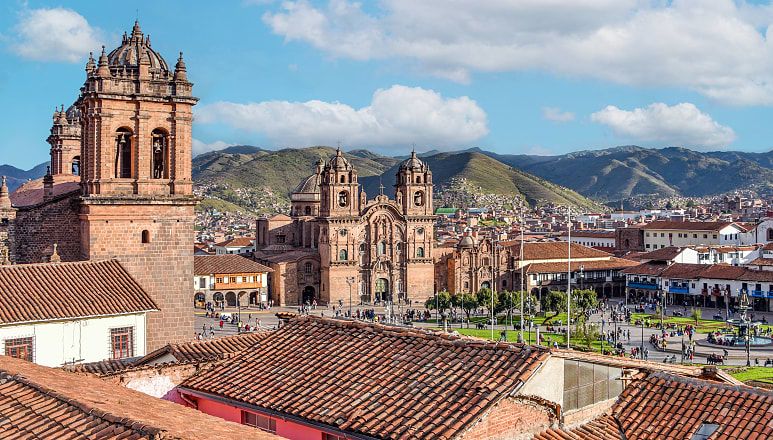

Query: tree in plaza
[457,292,479,327]
[541,290,567,320]
[498,290,518,325]
[690,307,702,326]
[425,290,452,315]
[571,289,599,325]
[477,287,499,322]
[576,322,600,350]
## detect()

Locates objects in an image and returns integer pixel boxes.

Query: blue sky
[2,0,773,169]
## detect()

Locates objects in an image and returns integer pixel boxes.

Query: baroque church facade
[255,150,436,307]
[0,22,196,350]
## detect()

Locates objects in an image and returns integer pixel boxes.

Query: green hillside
[362,151,601,210]
[489,146,773,200]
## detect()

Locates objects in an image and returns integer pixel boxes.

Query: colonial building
[436,237,636,298]
[0,21,197,351]
[193,254,272,308]
[0,259,157,367]
[255,150,435,306]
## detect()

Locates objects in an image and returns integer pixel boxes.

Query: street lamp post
[640,319,645,360]
[346,276,356,318]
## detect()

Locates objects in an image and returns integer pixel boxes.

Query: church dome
[399,150,426,171]
[458,235,475,249]
[327,148,352,170]
[293,173,321,194]
[107,21,169,73]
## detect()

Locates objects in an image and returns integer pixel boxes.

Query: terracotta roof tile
[505,241,612,260]
[525,257,638,274]
[534,372,773,440]
[621,262,668,276]
[638,246,687,261]
[9,175,80,207]
[137,331,270,365]
[194,254,272,275]
[214,236,254,248]
[0,355,281,439]
[181,316,549,440]
[0,260,158,325]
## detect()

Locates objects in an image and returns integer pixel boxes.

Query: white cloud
[192,139,236,156]
[590,103,736,150]
[542,107,575,122]
[195,85,488,149]
[11,8,103,63]
[262,0,773,105]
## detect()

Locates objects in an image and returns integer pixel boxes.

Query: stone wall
[14,192,82,263]
[615,227,644,252]
[80,199,196,350]
[459,397,555,440]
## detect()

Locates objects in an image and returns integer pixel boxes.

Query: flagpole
[520,216,524,343]
[566,206,572,349]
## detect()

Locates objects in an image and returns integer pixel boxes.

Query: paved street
[193,300,773,367]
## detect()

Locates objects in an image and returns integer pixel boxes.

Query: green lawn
[723,367,773,384]
[451,328,607,352]
[629,312,730,334]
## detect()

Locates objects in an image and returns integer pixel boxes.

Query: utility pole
[520,218,525,343]
[346,276,355,318]
[566,206,572,349]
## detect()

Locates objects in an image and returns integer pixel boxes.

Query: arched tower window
[338,190,349,207]
[416,247,425,258]
[141,230,150,243]
[151,128,168,179]
[416,175,421,184]
[115,128,133,178]
[304,262,313,274]
[304,206,311,216]
[767,228,773,241]
[339,249,348,261]
[378,242,386,255]
[414,191,424,207]
[340,174,346,183]
[71,156,80,176]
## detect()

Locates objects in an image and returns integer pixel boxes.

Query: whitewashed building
[0,259,157,367]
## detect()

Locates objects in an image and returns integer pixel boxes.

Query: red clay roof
[638,246,687,261]
[0,260,158,325]
[506,241,612,260]
[534,372,773,440]
[641,220,733,231]
[137,331,270,365]
[181,315,550,440]
[214,236,255,248]
[194,254,272,275]
[660,263,710,280]
[0,355,280,439]
[621,262,669,276]
[524,257,638,274]
[9,174,80,207]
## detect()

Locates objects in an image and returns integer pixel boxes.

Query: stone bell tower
[77,21,198,349]
[395,150,433,217]
[47,105,82,176]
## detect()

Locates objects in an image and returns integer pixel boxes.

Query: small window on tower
[414,191,424,206]
[141,230,150,243]
[71,156,80,176]
[151,129,168,179]
[416,175,421,184]
[338,190,349,207]
[340,175,346,183]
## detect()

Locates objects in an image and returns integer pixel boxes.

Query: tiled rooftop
[137,331,270,365]
[181,315,550,440]
[0,355,280,439]
[0,260,158,325]
[524,257,637,274]
[505,241,612,261]
[194,254,273,275]
[534,371,773,440]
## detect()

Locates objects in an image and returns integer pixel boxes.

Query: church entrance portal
[302,286,316,304]
[375,278,390,303]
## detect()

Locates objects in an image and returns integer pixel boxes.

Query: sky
[3,0,773,169]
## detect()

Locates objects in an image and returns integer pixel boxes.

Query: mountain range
[4,145,772,212]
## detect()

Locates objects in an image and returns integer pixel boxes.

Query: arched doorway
[249,292,258,305]
[603,283,612,298]
[194,292,205,308]
[213,292,224,305]
[375,278,389,303]
[226,291,237,307]
[302,286,315,304]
